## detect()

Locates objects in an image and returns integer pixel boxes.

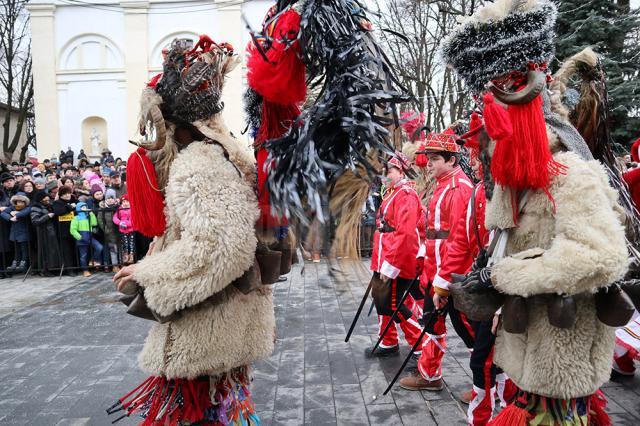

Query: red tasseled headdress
[400,110,426,141]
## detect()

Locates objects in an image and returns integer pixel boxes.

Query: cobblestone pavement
[0,261,639,425]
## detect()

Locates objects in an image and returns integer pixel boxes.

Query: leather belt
[378,223,396,233]
[426,229,450,240]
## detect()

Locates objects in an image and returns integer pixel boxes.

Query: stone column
[26,3,60,161]
[218,1,246,143]
[120,1,149,153]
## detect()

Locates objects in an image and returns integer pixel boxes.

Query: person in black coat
[0,176,15,274]
[1,192,32,272]
[52,186,78,272]
[30,191,62,274]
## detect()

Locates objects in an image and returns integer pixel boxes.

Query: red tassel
[488,403,533,426]
[589,389,612,426]
[482,93,513,142]
[127,148,166,237]
[247,10,306,105]
[415,144,428,168]
[487,93,565,191]
[255,100,300,147]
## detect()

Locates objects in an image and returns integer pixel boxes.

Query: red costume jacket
[420,167,473,289]
[623,167,640,213]
[433,182,489,295]
[370,180,421,279]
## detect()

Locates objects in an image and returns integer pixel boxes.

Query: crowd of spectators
[0,147,149,278]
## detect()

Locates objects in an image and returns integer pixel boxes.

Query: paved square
[0,261,639,425]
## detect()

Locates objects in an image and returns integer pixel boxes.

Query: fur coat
[133,139,275,379]
[488,147,628,399]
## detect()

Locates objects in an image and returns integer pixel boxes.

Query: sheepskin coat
[488,149,628,399]
[133,139,275,379]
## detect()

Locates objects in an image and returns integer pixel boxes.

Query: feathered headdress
[128,36,239,237]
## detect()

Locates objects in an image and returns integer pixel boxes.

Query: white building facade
[26,0,273,161]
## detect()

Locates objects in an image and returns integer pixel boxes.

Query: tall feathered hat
[128,36,239,237]
[441,0,565,192]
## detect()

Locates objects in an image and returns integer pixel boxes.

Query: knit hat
[121,193,129,202]
[105,188,117,200]
[91,184,104,195]
[440,0,557,94]
[0,172,14,183]
[45,180,58,191]
[34,190,50,203]
[34,177,46,186]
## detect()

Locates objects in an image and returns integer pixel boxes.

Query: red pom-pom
[127,148,166,237]
[415,144,428,168]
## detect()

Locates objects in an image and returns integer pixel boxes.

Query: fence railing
[0,208,152,279]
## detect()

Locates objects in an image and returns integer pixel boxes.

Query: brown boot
[458,389,473,404]
[399,371,443,391]
[83,271,92,277]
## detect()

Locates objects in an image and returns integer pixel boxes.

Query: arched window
[59,34,124,71]
[81,116,108,156]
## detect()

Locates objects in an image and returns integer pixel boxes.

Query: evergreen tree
[555,0,640,148]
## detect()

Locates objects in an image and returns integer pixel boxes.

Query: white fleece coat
[133,140,275,379]
[488,150,628,399]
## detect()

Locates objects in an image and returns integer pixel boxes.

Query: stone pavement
[0,261,639,425]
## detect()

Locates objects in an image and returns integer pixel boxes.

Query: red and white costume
[370,178,423,348]
[417,165,474,381]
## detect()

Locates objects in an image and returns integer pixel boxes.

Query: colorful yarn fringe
[489,389,611,426]
[107,368,259,425]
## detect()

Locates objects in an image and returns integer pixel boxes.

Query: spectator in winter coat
[113,194,135,264]
[98,189,120,271]
[70,202,102,277]
[0,178,14,273]
[19,181,35,201]
[30,191,62,274]
[1,172,16,198]
[1,192,32,273]
[86,184,104,210]
[109,171,127,200]
[53,186,77,271]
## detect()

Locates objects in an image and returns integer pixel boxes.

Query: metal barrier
[0,208,152,280]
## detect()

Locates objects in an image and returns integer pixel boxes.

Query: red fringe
[488,404,533,426]
[247,10,306,105]
[590,389,611,426]
[255,100,300,147]
[127,148,166,237]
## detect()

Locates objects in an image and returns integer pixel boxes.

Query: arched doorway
[81,116,108,157]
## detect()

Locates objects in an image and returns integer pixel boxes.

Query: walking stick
[345,276,375,342]
[369,277,418,355]
[381,308,444,396]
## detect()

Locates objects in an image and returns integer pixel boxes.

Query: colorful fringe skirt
[107,367,260,425]
[489,389,610,426]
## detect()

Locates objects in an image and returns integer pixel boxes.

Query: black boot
[14,261,26,273]
[6,260,18,272]
[364,344,400,358]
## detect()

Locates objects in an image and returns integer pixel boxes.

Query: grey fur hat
[440,0,557,93]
